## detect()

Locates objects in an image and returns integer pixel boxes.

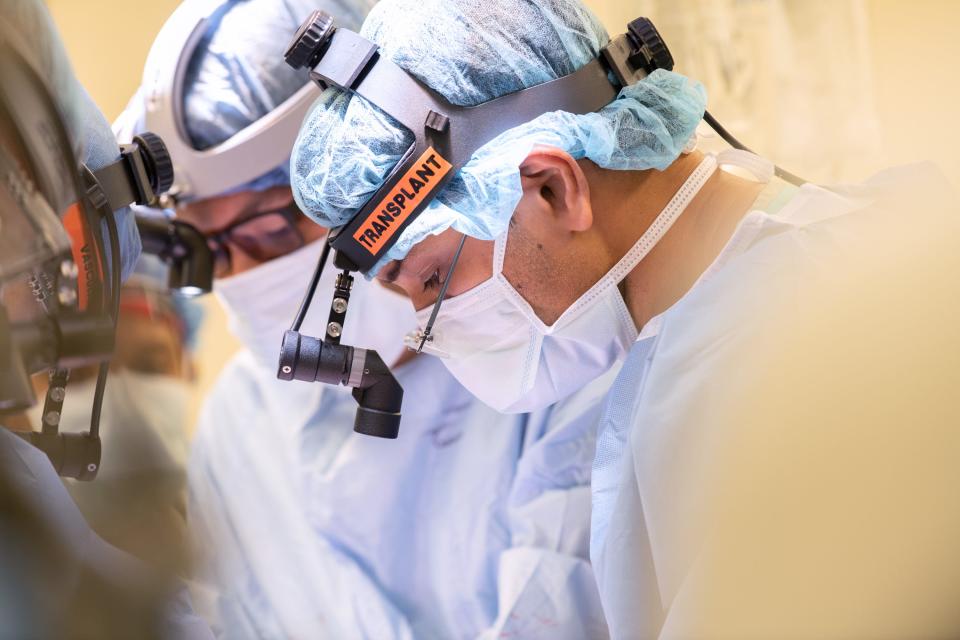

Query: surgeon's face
[377,148,608,326]
[176,186,326,278]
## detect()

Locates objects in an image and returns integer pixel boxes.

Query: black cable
[291,239,332,332]
[417,234,467,353]
[88,186,122,441]
[103,205,122,319]
[703,110,807,187]
[88,367,108,440]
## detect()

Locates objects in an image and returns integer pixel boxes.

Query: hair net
[3,0,141,280]
[180,0,376,194]
[290,0,707,275]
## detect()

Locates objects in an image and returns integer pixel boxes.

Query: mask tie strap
[417,233,468,353]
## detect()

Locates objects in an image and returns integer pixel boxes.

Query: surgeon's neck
[587,151,764,331]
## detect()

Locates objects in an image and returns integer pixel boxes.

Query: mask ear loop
[416,233,467,353]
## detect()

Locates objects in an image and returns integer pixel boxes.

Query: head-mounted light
[139,0,322,204]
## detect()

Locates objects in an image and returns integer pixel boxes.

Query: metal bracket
[309,29,379,91]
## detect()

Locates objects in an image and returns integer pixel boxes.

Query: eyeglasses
[205,202,306,277]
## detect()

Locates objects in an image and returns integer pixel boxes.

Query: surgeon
[290,0,960,637]
[117,0,614,637]
[0,1,211,637]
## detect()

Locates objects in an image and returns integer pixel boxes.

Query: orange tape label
[353,147,452,255]
[62,203,99,311]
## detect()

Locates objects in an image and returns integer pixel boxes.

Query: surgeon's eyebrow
[380,259,404,284]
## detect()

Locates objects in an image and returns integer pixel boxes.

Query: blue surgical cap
[291,0,707,274]
[5,0,141,280]
[181,0,376,194]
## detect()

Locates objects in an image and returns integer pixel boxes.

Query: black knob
[627,18,674,72]
[285,10,336,70]
[133,132,174,195]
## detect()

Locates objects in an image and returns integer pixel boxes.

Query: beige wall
[47,0,960,429]
[868,0,960,179]
[588,0,960,183]
[47,0,179,119]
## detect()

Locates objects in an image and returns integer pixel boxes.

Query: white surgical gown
[189,350,616,639]
[591,165,960,638]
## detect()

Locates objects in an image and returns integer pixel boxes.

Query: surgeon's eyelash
[423,268,442,292]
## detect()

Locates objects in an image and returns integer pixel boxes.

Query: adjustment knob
[285,10,336,70]
[133,131,174,195]
[627,18,674,72]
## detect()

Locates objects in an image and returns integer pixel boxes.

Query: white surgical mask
[216,239,416,372]
[407,154,720,413]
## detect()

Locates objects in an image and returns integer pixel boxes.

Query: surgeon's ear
[518,146,592,233]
